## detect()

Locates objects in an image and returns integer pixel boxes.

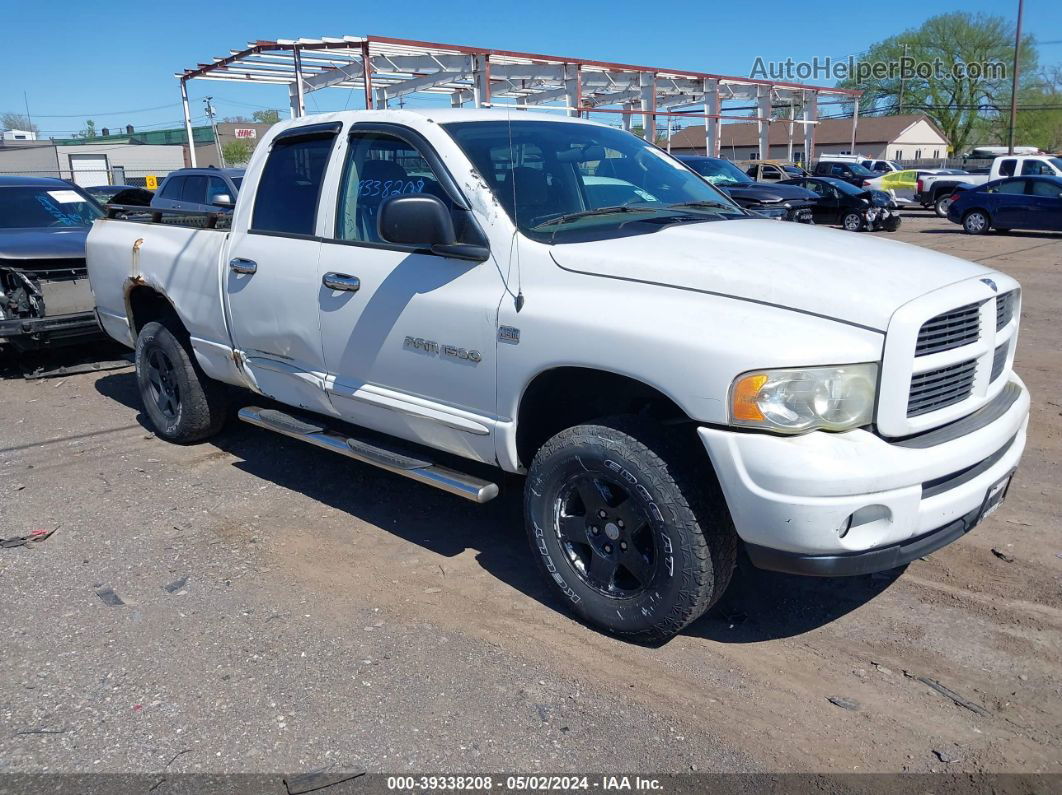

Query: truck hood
[549,219,992,330]
[0,228,89,261]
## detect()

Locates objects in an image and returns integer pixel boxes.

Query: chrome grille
[915,302,982,356]
[907,359,978,417]
[996,291,1016,330]
[990,343,1009,381]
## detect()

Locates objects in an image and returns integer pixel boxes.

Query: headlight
[730,364,878,433]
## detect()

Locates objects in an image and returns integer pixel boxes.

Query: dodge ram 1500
[86,110,1030,641]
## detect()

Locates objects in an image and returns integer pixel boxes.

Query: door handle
[229,258,257,275]
[322,272,360,293]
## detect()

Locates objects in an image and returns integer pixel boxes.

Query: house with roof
[667,113,950,164]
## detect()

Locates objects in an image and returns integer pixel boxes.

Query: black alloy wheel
[554,472,659,597]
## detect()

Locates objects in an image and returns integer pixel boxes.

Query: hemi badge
[498,326,520,344]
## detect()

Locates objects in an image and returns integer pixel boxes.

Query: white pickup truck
[86,110,1030,641]
[917,154,1062,216]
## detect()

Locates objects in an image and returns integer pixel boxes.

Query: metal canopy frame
[177,34,861,167]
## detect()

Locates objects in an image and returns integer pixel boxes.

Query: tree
[252,109,281,124]
[76,119,97,139]
[222,139,255,166]
[837,12,1038,154]
[1,112,37,133]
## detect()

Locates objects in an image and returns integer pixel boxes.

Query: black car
[0,176,105,353]
[676,155,817,222]
[811,160,877,187]
[85,184,154,207]
[780,176,902,232]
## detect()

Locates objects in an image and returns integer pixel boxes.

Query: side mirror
[379,194,489,262]
[211,194,234,208]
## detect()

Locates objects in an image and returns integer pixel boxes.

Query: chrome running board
[237,406,499,504]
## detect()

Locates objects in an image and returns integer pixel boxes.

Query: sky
[1,0,1059,137]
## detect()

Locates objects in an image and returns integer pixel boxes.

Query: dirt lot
[1,212,1059,776]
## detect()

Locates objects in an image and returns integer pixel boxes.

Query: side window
[1021,160,1048,176]
[252,134,335,236]
[998,159,1016,177]
[995,179,1026,195]
[160,176,184,199]
[1030,180,1061,197]
[181,175,207,204]
[336,132,455,244]
[206,176,231,203]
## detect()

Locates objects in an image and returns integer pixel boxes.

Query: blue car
[948,175,1062,234]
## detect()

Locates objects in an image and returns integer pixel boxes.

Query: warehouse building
[668,113,950,164]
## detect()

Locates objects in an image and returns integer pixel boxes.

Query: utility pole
[203,96,225,168]
[1007,0,1024,155]
[898,43,909,114]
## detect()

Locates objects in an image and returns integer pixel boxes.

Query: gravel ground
[0,211,1059,778]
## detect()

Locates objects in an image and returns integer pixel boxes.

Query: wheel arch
[513,365,696,470]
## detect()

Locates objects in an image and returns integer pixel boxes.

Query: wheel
[934,195,953,217]
[962,210,990,235]
[525,416,737,642]
[884,215,902,232]
[135,320,228,443]
[842,211,865,232]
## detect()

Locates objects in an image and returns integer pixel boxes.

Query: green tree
[837,12,1038,154]
[76,119,97,139]
[252,109,281,124]
[1,112,38,133]
[222,139,255,166]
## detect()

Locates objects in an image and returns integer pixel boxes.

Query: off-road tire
[525,416,737,643]
[135,320,227,443]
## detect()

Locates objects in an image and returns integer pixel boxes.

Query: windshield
[231,177,243,190]
[0,186,103,228]
[1049,158,1062,174]
[681,157,754,186]
[848,163,875,177]
[443,120,746,242]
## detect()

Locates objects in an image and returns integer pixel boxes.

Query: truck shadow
[94,369,900,646]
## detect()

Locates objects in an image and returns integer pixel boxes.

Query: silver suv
[150,167,244,213]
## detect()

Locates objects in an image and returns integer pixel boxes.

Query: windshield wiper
[667,200,737,212]
[532,205,658,229]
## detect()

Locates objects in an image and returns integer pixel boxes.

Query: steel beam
[850,97,860,154]
[757,85,771,160]
[803,93,817,164]
[291,46,306,117]
[180,78,197,168]
[703,78,720,157]
[639,72,656,139]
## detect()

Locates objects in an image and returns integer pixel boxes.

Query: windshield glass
[231,177,243,190]
[443,120,746,243]
[681,157,754,186]
[1049,157,1062,174]
[848,163,875,177]
[0,186,103,228]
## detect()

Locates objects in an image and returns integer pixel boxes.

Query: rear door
[224,122,341,415]
[153,175,185,210]
[988,178,1030,227]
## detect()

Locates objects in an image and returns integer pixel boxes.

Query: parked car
[151,167,245,213]
[781,176,901,231]
[0,176,106,354]
[947,175,1062,235]
[85,184,154,206]
[917,155,1062,217]
[860,159,904,173]
[812,159,878,187]
[743,161,809,182]
[676,155,816,222]
[87,110,1028,642]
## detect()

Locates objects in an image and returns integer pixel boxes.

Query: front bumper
[698,375,1030,575]
[0,310,103,349]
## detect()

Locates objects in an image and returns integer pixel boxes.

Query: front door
[1026,179,1062,230]
[225,126,340,415]
[314,126,504,464]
